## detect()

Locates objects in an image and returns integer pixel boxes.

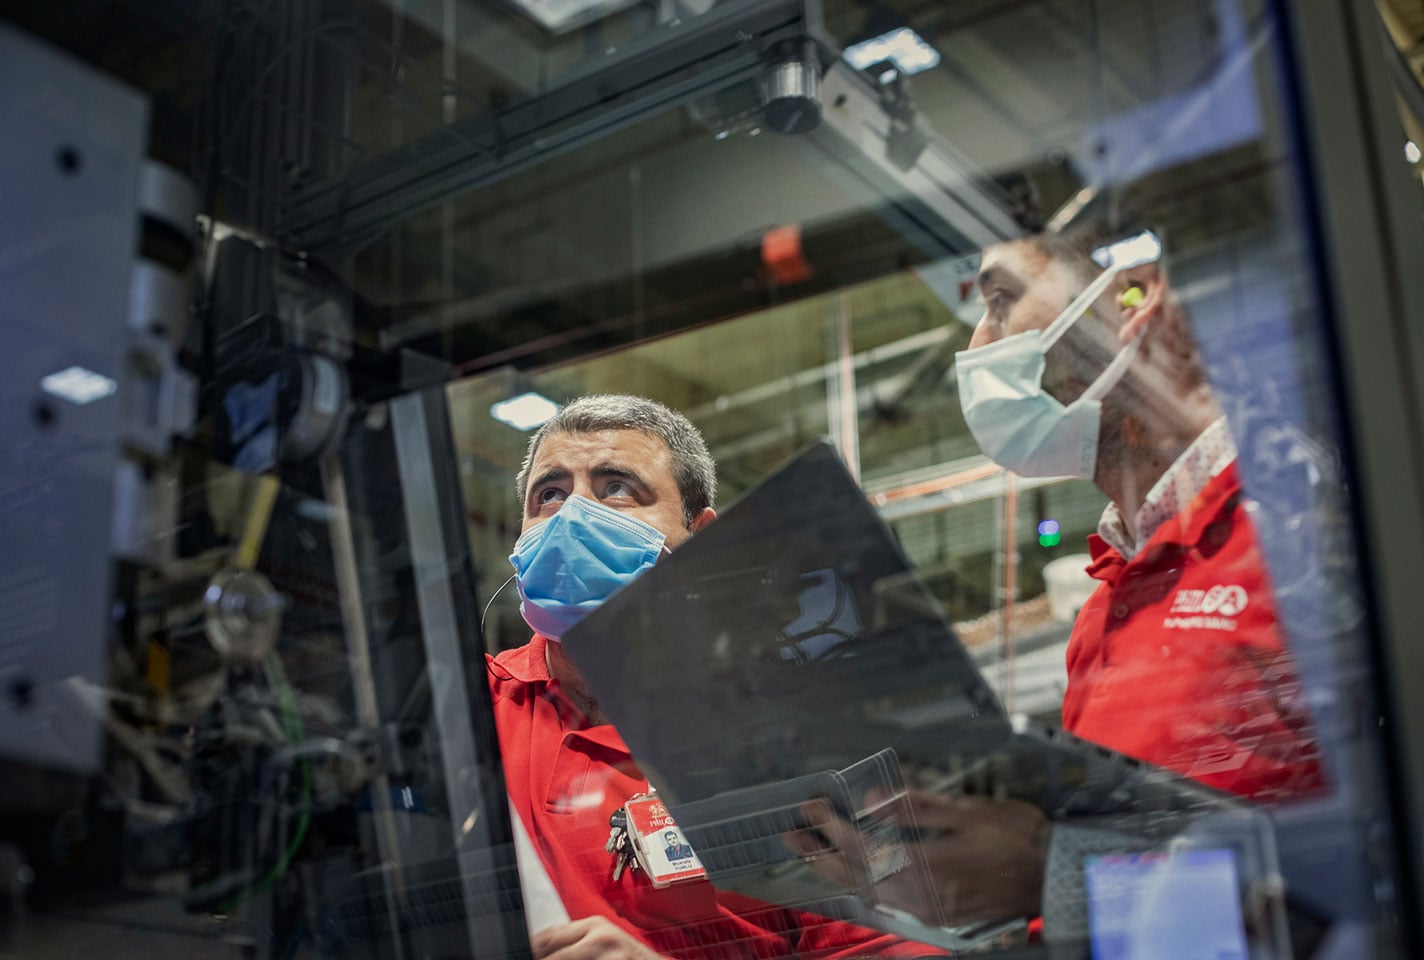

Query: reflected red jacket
[1062,462,1325,801]
[488,634,938,960]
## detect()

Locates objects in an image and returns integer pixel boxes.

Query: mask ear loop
[1040,264,1122,351]
[1042,229,1163,350]
[1037,256,1152,404]
[1080,324,1148,403]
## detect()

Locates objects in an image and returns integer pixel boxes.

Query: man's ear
[690,507,717,533]
[1118,262,1165,343]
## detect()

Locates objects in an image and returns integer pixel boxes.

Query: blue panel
[0,24,147,772]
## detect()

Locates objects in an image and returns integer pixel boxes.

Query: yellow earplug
[1119,285,1145,309]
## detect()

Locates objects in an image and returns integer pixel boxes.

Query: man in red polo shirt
[876,227,1327,932]
[955,228,1323,800]
[491,394,937,960]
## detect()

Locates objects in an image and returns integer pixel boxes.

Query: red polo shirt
[1062,462,1325,801]
[488,634,939,960]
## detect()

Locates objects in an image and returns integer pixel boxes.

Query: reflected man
[956,227,1322,800]
[865,225,1332,928]
[793,229,1329,929]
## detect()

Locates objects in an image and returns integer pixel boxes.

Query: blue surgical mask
[508,495,669,641]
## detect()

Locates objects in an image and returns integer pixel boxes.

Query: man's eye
[603,480,634,498]
[537,487,565,504]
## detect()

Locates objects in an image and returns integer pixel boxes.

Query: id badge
[624,795,708,888]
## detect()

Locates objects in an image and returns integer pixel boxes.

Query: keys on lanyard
[605,800,640,882]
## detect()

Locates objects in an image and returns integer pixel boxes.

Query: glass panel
[2,0,1416,957]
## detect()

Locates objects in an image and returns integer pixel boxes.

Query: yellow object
[1119,285,1145,309]
[235,474,281,571]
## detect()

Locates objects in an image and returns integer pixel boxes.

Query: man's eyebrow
[591,464,646,487]
[527,467,570,494]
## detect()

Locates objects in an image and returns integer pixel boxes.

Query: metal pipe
[321,456,407,956]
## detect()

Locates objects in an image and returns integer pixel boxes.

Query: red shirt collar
[489,632,554,684]
[489,634,631,753]
[1086,460,1243,582]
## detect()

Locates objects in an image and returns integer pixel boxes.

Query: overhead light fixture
[505,0,639,33]
[490,391,560,431]
[41,365,117,405]
[1406,140,1421,165]
[843,27,941,77]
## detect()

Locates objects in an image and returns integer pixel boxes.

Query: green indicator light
[1039,532,1062,548]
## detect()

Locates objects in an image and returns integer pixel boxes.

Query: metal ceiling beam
[281,0,1020,261]
[800,60,1022,255]
[281,0,813,250]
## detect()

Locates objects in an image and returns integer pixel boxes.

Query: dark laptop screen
[562,439,1010,806]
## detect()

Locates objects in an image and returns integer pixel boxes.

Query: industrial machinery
[0,2,1021,954]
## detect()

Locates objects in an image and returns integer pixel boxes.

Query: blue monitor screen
[1085,848,1248,960]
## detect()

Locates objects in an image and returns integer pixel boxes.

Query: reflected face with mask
[511,428,717,642]
[956,237,1154,481]
[969,240,1118,353]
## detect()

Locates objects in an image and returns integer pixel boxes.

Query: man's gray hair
[514,395,717,524]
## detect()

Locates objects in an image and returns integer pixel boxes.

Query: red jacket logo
[1167,585,1248,618]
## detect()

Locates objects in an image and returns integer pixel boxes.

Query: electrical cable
[217,652,311,912]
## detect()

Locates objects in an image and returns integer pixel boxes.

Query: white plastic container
[1042,554,1096,623]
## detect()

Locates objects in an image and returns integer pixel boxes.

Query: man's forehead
[532,428,670,468]
[976,238,1049,284]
